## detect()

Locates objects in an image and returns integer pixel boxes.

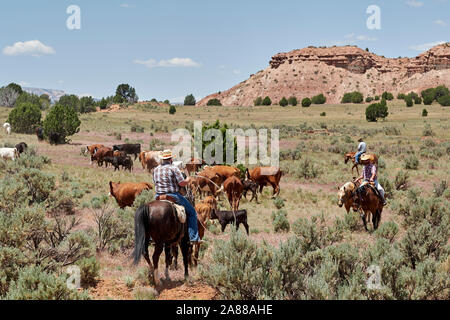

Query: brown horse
[352,183,383,231]
[344,152,378,175]
[337,181,359,213]
[132,190,194,287]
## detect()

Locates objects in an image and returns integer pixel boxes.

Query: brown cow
[139,151,162,172]
[223,176,243,211]
[246,167,282,197]
[85,144,105,165]
[185,158,206,176]
[92,147,113,167]
[192,196,217,266]
[109,181,153,209]
[196,169,222,198]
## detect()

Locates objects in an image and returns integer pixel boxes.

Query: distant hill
[23,87,66,102]
[198,43,450,106]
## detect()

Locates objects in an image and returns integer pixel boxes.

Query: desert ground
[0,100,449,300]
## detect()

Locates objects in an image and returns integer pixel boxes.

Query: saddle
[357,182,382,202]
[156,195,186,223]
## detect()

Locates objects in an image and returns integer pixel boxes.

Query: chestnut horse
[344,152,378,175]
[132,188,194,287]
[337,181,359,213]
[352,183,383,231]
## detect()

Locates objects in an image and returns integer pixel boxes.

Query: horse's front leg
[361,211,368,231]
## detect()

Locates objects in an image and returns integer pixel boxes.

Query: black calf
[210,209,249,235]
[242,180,258,203]
[113,155,133,172]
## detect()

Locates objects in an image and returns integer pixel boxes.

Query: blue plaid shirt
[153,163,185,194]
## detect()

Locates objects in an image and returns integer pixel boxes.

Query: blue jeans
[355,151,364,164]
[156,192,200,242]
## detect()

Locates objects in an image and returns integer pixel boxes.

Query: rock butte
[197,43,450,106]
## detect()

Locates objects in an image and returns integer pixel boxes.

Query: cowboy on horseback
[354,138,366,164]
[153,149,202,245]
[354,154,386,206]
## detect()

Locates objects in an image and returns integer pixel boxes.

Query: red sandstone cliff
[198,43,450,106]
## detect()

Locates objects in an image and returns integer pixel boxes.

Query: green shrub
[374,95,380,100]
[273,197,285,209]
[5,266,89,300]
[423,95,433,105]
[184,94,196,106]
[133,286,158,300]
[422,124,434,137]
[405,96,413,107]
[378,177,392,199]
[375,222,399,243]
[302,98,312,107]
[272,210,290,232]
[437,95,450,106]
[341,93,353,103]
[382,92,394,101]
[433,180,448,198]
[422,109,428,117]
[320,112,326,117]
[366,96,373,103]
[397,93,406,100]
[366,102,388,122]
[279,97,288,107]
[130,124,144,132]
[421,88,436,100]
[253,97,262,106]
[296,158,321,179]
[132,189,155,209]
[394,170,409,190]
[43,104,81,144]
[311,93,326,104]
[76,257,100,288]
[435,85,449,100]
[169,105,176,114]
[341,211,360,231]
[414,96,422,105]
[207,98,222,106]
[288,96,298,106]
[262,96,272,106]
[404,155,419,170]
[7,103,42,134]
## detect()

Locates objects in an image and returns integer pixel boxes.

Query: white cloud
[356,35,378,41]
[134,57,201,68]
[120,3,136,8]
[344,33,355,39]
[406,1,424,7]
[18,81,30,87]
[3,40,55,57]
[409,41,446,51]
[233,69,241,75]
[434,19,447,26]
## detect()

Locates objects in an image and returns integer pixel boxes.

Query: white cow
[0,148,19,161]
[3,123,11,135]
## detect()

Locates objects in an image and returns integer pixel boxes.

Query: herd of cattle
[84,143,283,236]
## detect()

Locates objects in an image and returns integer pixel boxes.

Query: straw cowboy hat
[160,149,174,160]
[360,154,371,162]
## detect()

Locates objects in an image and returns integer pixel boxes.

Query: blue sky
[0,0,448,102]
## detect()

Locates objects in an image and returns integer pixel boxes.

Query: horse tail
[132,204,150,265]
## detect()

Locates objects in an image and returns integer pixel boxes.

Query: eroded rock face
[198,43,450,106]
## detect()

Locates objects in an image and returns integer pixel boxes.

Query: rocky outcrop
[198,43,450,106]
